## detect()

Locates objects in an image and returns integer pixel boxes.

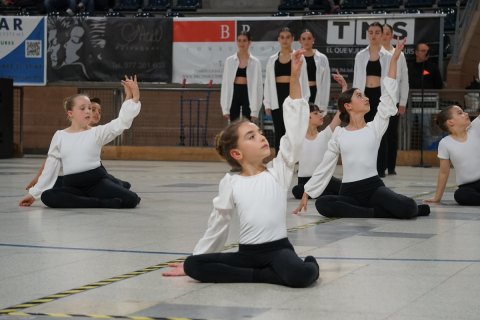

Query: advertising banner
[173,15,442,84]
[0,16,46,86]
[47,17,173,82]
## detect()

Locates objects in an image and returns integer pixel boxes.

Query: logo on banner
[327,19,414,45]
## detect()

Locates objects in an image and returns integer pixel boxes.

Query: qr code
[25,40,42,58]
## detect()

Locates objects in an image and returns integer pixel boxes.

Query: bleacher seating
[172,0,201,11]
[341,0,369,11]
[307,0,331,12]
[371,0,403,9]
[145,0,171,11]
[404,0,435,8]
[437,0,458,6]
[435,7,457,31]
[114,0,142,10]
[278,0,305,11]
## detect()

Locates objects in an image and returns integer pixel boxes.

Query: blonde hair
[63,94,89,112]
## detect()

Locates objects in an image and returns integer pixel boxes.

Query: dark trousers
[309,85,317,104]
[229,84,251,122]
[271,83,290,153]
[41,167,140,209]
[314,176,420,219]
[292,176,342,199]
[455,179,480,206]
[364,86,388,175]
[378,113,399,174]
[184,238,319,288]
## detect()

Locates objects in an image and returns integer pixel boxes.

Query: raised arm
[332,69,348,92]
[424,159,451,203]
[290,49,304,99]
[387,37,406,80]
[94,76,141,145]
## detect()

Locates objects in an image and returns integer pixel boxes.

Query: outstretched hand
[162,262,186,277]
[393,37,407,59]
[291,49,305,78]
[19,194,35,207]
[292,192,309,215]
[121,75,139,103]
[332,69,347,92]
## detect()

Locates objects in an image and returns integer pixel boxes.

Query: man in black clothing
[408,43,443,89]
[408,43,443,149]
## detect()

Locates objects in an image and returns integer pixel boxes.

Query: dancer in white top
[380,23,409,176]
[293,38,430,219]
[220,31,263,122]
[19,76,141,209]
[163,50,319,288]
[353,22,392,177]
[291,71,346,199]
[299,29,331,112]
[264,27,310,153]
[25,97,131,191]
[424,105,480,205]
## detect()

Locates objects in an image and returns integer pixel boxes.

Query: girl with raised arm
[163,50,319,288]
[294,39,430,219]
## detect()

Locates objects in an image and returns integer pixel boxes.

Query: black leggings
[229,84,251,122]
[364,86,386,175]
[454,179,480,205]
[292,176,341,199]
[52,166,131,190]
[41,167,140,209]
[184,238,319,288]
[378,113,399,174]
[271,83,290,153]
[314,176,424,219]
[309,85,317,104]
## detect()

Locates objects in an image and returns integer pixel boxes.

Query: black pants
[364,86,387,175]
[378,113,399,174]
[271,83,290,153]
[455,179,480,206]
[314,176,421,219]
[184,238,319,288]
[41,167,140,209]
[52,166,131,190]
[309,85,317,104]
[292,176,342,199]
[229,84,251,122]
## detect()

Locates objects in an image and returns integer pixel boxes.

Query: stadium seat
[114,0,142,10]
[371,0,403,9]
[437,0,458,6]
[278,0,305,11]
[404,0,435,8]
[435,7,457,31]
[145,0,170,11]
[172,0,201,11]
[341,0,369,10]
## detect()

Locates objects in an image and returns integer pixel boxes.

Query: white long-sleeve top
[220,53,263,117]
[437,117,480,186]
[298,126,333,177]
[28,99,141,200]
[385,47,409,106]
[263,53,310,111]
[193,96,309,255]
[311,50,331,112]
[353,46,392,95]
[304,77,398,198]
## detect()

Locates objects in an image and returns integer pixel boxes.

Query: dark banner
[237,16,441,83]
[47,17,172,82]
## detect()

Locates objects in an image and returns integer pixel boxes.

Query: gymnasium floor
[0,158,479,320]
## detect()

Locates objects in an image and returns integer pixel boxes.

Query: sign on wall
[172,15,442,84]
[46,17,173,82]
[0,16,46,86]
